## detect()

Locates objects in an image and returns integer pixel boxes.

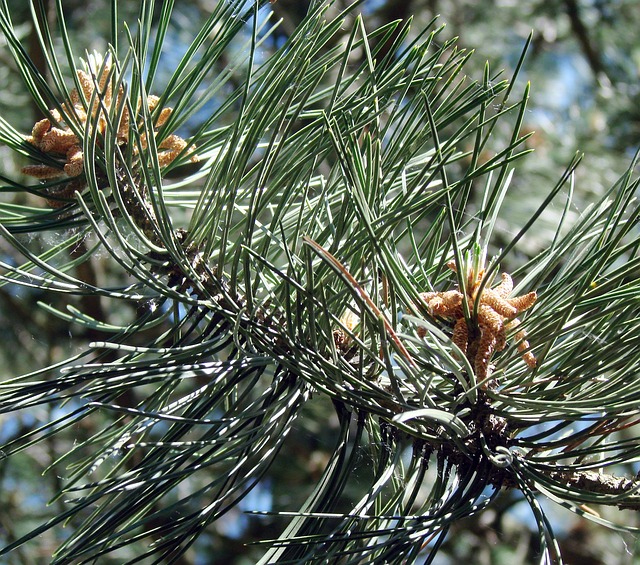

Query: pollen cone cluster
[22,53,197,207]
[420,258,537,383]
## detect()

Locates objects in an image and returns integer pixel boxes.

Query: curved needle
[303,236,416,368]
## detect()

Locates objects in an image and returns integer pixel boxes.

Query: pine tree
[1,1,639,563]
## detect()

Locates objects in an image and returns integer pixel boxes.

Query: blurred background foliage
[1,1,639,563]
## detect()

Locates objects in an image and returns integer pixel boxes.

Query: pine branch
[546,469,640,510]
[1,2,640,563]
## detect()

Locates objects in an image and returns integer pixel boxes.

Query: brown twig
[303,236,416,368]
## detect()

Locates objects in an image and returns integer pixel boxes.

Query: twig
[563,0,611,86]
